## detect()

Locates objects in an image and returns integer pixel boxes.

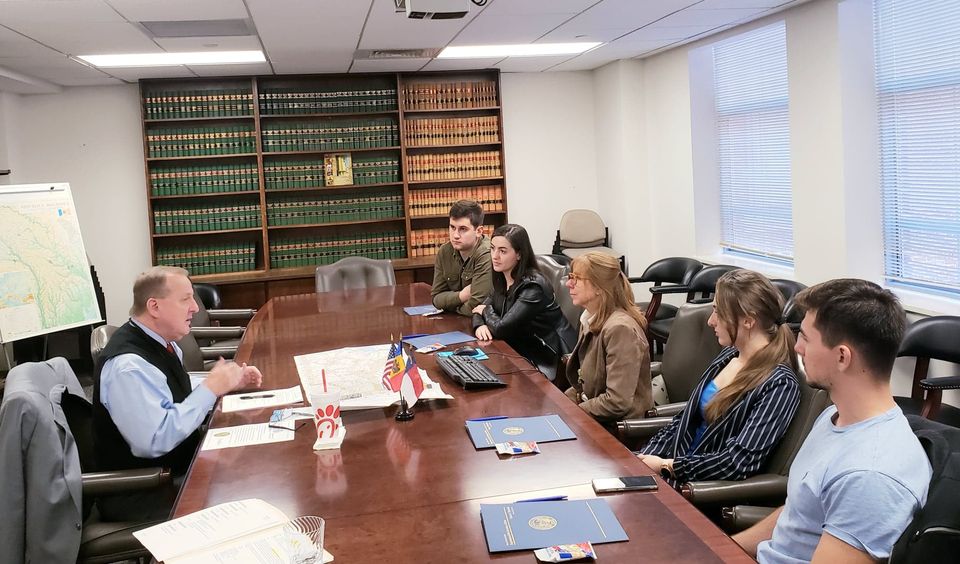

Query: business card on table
[415,342,444,353]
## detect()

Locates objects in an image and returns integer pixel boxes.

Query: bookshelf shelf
[267,217,405,230]
[153,227,264,238]
[260,110,399,119]
[402,106,500,114]
[147,153,257,162]
[262,146,401,156]
[151,190,261,200]
[140,71,508,301]
[144,115,255,123]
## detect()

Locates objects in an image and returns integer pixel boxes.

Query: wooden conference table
[173,283,751,563]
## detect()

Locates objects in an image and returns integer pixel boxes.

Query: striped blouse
[641,346,801,483]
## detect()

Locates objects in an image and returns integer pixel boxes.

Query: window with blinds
[713,22,793,265]
[876,0,960,296]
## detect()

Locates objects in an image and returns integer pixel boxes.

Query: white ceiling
[0,0,808,94]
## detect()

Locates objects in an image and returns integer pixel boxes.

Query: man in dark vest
[93,265,262,520]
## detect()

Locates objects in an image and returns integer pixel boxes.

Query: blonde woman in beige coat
[563,252,652,425]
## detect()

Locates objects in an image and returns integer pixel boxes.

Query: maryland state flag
[381,339,405,391]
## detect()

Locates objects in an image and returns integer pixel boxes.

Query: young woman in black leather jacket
[472,224,577,383]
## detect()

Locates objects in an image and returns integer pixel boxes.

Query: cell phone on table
[591,475,659,493]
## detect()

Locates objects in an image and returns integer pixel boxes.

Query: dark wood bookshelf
[404,142,501,150]
[267,217,405,230]
[151,190,262,200]
[153,227,264,238]
[401,106,500,114]
[260,110,399,119]
[146,152,257,162]
[262,146,401,156]
[144,115,256,123]
[262,181,403,194]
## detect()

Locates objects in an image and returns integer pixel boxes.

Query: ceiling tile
[453,13,573,45]
[107,0,250,22]
[656,8,764,27]
[539,27,636,43]
[270,50,354,74]
[106,65,198,81]
[54,76,125,86]
[17,22,159,55]
[0,1,125,24]
[247,0,368,69]
[187,62,272,76]
[421,57,502,71]
[481,0,598,17]
[696,0,792,8]
[558,0,700,30]
[0,26,58,58]
[622,24,720,41]
[496,55,574,73]
[153,35,263,52]
[359,0,467,50]
[350,58,428,73]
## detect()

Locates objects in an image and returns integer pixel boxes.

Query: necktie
[166,343,175,354]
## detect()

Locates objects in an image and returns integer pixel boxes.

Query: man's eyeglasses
[561,273,585,285]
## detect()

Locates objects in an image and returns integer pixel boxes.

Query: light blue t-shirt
[758,405,931,563]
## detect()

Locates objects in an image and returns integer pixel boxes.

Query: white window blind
[713,22,793,265]
[876,0,960,295]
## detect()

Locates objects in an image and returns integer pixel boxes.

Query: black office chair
[536,254,583,330]
[771,279,807,335]
[647,264,739,350]
[894,316,960,427]
[193,282,222,309]
[0,358,170,564]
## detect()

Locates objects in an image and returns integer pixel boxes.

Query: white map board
[0,183,102,343]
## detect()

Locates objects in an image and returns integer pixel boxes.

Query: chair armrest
[919,375,960,391]
[721,505,777,534]
[200,345,237,360]
[207,308,256,321]
[680,474,788,506]
[648,285,693,295]
[617,416,673,443]
[190,326,245,339]
[81,468,172,497]
[645,401,686,418]
[650,361,662,378]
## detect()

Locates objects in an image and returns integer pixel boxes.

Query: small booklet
[479,499,628,553]
[133,498,333,563]
[403,304,443,316]
[403,331,475,349]
[465,415,576,449]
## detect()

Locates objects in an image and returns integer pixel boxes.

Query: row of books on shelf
[261,119,399,152]
[146,126,256,158]
[265,191,403,226]
[156,242,257,276]
[410,225,496,257]
[143,89,254,120]
[409,185,505,217]
[404,116,499,147]
[259,88,397,115]
[401,81,498,110]
[153,203,261,234]
[269,231,406,269]
[149,163,259,196]
[406,151,502,181]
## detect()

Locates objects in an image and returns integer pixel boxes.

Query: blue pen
[517,495,568,503]
[467,415,508,422]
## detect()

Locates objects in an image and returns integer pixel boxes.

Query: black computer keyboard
[435,355,507,389]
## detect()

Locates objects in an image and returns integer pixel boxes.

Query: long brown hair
[705,270,798,423]
[570,251,646,332]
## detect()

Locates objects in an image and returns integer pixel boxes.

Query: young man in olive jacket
[431,200,492,316]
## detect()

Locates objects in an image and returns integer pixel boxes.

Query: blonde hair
[570,252,646,332]
[705,269,798,423]
[130,266,190,316]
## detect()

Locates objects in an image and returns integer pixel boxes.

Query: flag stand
[395,398,415,421]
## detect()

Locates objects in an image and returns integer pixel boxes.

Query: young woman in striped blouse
[637,269,801,483]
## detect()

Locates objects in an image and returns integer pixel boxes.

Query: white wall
[3,73,600,323]
[6,85,152,325]
[500,72,600,253]
[0,92,14,185]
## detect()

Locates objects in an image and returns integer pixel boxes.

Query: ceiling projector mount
[394,0,487,20]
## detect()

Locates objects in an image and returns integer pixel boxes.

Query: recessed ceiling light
[77,50,265,68]
[437,43,601,59]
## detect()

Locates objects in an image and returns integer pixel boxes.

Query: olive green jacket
[431,236,492,316]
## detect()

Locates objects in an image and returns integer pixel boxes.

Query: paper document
[201,423,295,451]
[403,304,443,316]
[465,415,577,449]
[294,345,454,410]
[480,499,628,552]
[133,498,333,563]
[221,385,304,413]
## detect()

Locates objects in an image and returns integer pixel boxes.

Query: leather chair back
[898,316,960,405]
[688,264,740,303]
[661,302,723,402]
[771,279,806,304]
[90,324,118,366]
[762,378,831,475]
[536,254,583,329]
[315,257,397,293]
[193,283,222,309]
[558,209,607,247]
[635,257,703,285]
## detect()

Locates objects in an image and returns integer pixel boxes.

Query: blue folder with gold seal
[465,415,576,449]
[480,499,628,552]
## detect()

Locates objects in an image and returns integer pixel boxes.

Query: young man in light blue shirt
[734,279,931,564]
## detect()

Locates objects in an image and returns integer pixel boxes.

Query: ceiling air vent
[354,48,441,60]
